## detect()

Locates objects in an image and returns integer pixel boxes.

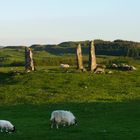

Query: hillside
[0,39,140,67]
[29,39,140,58]
[1,39,140,58]
[0,55,140,105]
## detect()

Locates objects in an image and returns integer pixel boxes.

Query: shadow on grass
[0,71,24,85]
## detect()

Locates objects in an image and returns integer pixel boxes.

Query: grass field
[0,102,140,140]
[0,65,140,104]
[0,51,140,139]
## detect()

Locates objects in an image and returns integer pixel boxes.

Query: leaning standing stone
[76,44,84,70]
[25,47,35,72]
[89,41,97,71]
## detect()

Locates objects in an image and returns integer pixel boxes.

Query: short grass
[0,102,140,140]
[0,52,140,139]
[0,64,140,105]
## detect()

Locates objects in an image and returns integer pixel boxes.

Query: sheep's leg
[56,124,59,129]
[68,122,71,126]
[1,128,3,132]
[50,118,56,129]
[5,128,8,133]
[51,123,54,129]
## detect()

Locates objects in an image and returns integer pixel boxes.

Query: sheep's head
[74,119,77,125]
[11,126,16,132]
[74,118,78,125]
[71,118,77,126]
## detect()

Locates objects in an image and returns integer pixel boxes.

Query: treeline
[30,40,140,58]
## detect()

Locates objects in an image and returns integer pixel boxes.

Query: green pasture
[0,48,140,139]
[0,102,140,140]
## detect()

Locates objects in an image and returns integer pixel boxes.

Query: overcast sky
[0,0,140,46]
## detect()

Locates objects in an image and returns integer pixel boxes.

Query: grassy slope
[0,65,140,104]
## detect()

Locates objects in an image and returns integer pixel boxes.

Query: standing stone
[89,41,97,71]
[25,47,35,72]
[76,44,84,70]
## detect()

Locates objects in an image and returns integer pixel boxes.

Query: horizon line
[0,38,140,47]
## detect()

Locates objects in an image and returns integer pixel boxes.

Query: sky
[0,0,140,46]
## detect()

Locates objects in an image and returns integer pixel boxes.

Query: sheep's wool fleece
[0,120,14,129]
[51,110,75,124]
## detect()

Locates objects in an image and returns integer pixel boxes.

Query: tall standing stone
[89,41,97,71]
[25,47,35,72]
[76,44,84,70]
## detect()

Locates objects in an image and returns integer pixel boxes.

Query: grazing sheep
[111,63,118,69]
[60,64,70,69]
[0,120,15,133]
[50,110,77,129]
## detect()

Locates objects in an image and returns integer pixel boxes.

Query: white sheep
[60,64,70,69]
[0,120,15,133]
[50,110,77,129]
